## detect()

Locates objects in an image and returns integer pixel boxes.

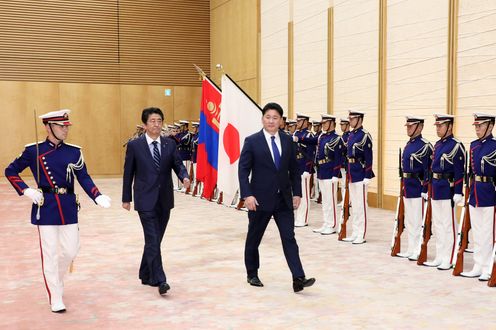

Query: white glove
[421,192,428,200]
[95,195,111,208]
[293,136,299,143]
[330,177,339,183]
[452,193,463,205]
[24,188,43,205]
[363,178,371,186]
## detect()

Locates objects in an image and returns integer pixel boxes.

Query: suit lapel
[160,136,168,167]
[140,136,154,164]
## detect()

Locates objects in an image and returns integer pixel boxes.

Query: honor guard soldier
[310,120,322,200]
[292,113,319,227]
[190,122,200,195]
[177,120,192,191]
[4,109,111,313]
[423,114,465,270]
[460,113,496,280]
[397,116,433,260]
[342,110,374,244]
[313,114,344,235]
[338,118,351,205]
[287,120,297,135]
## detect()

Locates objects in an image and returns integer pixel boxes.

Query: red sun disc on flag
[223,123,240,164]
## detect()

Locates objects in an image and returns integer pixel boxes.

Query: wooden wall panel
[0,82,200,177]
[0,0,210,86]
[173,86,203,122]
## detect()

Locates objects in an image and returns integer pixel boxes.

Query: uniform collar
[441,134,453,143]
[409,134,422,143]
[46,138,63,149]
[481,133,493,143]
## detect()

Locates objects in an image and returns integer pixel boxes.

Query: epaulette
[452,137,462,143]
[64,142,82,149]
[24,141,45,148]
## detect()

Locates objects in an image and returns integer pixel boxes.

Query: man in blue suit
[122,107,190,295]
[238,102,316,293]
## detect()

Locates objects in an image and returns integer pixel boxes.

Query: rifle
[338,175,350,241]
[453,151,471,275]
[417,181,432,265]
[488,244,496,287]
[185,161,194,194]
[391,148,405,256]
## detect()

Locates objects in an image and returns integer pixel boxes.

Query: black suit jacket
[122,135,188,211]
[238,130,302,211]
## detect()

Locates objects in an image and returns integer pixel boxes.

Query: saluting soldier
[397,116,433,260]
[338,118,351,206]
[423,114,465,270]
[460,113,496,281]
[287,120,297,135]
[4,109,111,313]
[342,110,374,244]
[292,113,319,227]
[313,114,344,235]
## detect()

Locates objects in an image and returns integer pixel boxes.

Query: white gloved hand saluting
[452,193,463,205]
[24,188,43,205]
[95,195,112,208]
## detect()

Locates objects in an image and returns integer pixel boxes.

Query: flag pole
[33,109,44,220]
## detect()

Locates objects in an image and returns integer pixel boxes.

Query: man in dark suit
[238,102,316,293]
[122,107,190,295]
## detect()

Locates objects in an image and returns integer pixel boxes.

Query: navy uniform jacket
[239,130,302,211]
[402,135,433,198]
[122,135,188,212]
[293,128,318,175]
[191,132,199,163]
[5,140,101,225]
[340,131,350,172]
[315,130,343,180]
[347,127,374,183]
[177,131,192,161]
[469,134,496,207]
[431,135,465,200]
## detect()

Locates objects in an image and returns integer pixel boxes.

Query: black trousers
[138,203,171,285]
[244,193,305,279]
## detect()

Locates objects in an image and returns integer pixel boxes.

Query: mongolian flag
[196,77,222,199]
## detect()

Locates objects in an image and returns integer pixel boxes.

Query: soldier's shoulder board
[24,141,45,148]
[452,137,462,143]
[65,142,82,149]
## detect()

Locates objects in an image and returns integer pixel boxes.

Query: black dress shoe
[158,282,170,295]
[293,277,316,292]
[247,276,264,287]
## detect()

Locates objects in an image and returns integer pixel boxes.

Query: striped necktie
[152,141,161,169]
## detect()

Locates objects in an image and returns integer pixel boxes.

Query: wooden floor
[0,178,495,329]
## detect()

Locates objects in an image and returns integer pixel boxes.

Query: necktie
[271,136,281,170]
[152,141,161,169]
